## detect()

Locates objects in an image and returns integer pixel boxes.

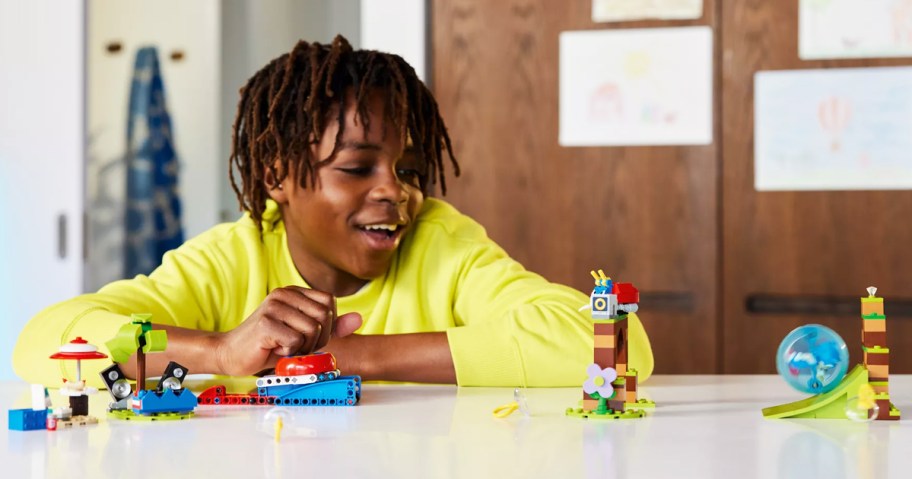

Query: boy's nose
[368,171,408,204]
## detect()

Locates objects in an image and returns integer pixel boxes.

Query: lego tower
[567,270,652,419]
[861,287,901,421]
[585,290,631,412]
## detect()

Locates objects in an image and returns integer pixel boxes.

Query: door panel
[432,0,720,373]
[721,0,912,373]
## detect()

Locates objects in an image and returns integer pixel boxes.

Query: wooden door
[721,0,912,373]
[431,0,721,373]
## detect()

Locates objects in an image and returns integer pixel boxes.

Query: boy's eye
[396,168,421,180]
[337,166,372,176]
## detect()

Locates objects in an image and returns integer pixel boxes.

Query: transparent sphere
[845,396,880,422]
[776,324,849,394]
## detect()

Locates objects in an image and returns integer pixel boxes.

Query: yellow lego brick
[861,297,884,316]
[593,318,625,326]
[868,364,889,379]
[594,335,614,348]
[863,319,886,332]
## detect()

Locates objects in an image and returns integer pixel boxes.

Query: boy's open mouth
[356,223,406,250]
[358,224,399,237]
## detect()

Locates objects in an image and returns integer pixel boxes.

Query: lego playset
[8,337,110,431]
[566,270,655,420]
[100,313,198,420]
[197,351,361,407]
[763,287,901,421]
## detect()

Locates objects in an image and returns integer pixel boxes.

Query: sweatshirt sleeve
[445,241,653,387]
[12,224,249,388]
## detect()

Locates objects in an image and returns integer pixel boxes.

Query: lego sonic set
[763,287,901,421]
[8,337,109,431]
[100,313,198,420]
[99,314,360,418]
[566,270,655,420]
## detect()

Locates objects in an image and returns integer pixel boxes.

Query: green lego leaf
[106,322,143,364]
[141,329,168,354]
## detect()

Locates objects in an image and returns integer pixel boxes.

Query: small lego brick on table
[8,409,48,431]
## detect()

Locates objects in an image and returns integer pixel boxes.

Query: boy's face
[271,90,424,296]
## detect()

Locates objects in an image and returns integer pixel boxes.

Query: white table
[2,375,911,478]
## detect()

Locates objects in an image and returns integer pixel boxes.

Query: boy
[14,36,652,387]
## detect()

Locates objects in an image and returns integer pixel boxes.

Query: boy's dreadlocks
[229,35,459,227]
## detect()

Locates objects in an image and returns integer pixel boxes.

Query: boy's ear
[263,166,288,203]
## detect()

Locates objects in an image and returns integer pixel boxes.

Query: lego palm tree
[101,313,197,420]
[106,313,168,393]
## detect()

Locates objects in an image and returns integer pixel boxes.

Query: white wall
[0,0,85,379]
[218,0,361,221]
[86,0,221,291]
[361,0,427,81]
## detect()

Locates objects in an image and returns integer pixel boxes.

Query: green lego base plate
[762,364,868,419]
[565,407,646,420]
[108,409,194,421]
[625,399,656,410]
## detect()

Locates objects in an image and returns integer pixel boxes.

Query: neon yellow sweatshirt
[14,198,653,388]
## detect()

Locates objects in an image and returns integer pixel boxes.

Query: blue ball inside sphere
[776,324,849,394]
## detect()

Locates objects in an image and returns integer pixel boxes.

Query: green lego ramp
[762,365,868,419]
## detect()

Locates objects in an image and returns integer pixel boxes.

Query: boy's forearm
[321,332,457,384]
[117,327,458,386]
[119,325,221,385]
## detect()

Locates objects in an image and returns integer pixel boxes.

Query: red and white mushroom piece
[49,337,108,396]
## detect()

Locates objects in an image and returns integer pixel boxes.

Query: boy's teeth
[362,224,398,232]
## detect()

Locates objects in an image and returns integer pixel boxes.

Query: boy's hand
[214,286,362,376]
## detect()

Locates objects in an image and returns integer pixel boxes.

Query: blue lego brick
[132,388,198,415]
[271,376,361,406]
[8,408,47,431]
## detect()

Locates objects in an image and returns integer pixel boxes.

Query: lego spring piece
[49,337,108,427]
[762,287,901,421]
[101,313,198,420]
[566,270,655,420]
[197,352,361,407]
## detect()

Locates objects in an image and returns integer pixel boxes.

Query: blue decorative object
[125,46,183,278]
[776,324,849,394]
[8,408,47,431]
[133,388,198,415]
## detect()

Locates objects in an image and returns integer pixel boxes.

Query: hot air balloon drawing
[818,95,852,153]
[893,0,912,47]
